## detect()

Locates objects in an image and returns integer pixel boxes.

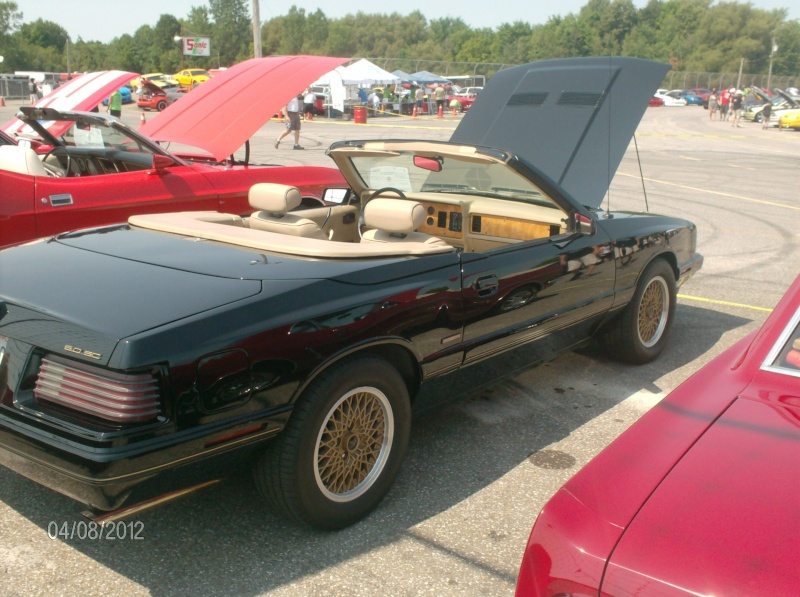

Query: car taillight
[34,356,160,423]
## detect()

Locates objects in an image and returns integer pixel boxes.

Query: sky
[16,0,800,44]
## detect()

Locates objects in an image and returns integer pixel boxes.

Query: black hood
[451,57,669,208]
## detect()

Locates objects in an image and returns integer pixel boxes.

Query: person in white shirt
[302,88,316,121]
[275,94,304,150]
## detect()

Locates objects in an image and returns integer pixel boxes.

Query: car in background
[447,88,481,111]
[0,57,702,531]
[648,95,664,107]
[690,87,711,107]
[100,86,133,106]
[173,68,211,88]
[130,73,179,89]
[777,108,800,130]
[674,89,703,105]
[655,88,688,106]
[765,90,800,127]
[516,272,800,596]
[744,90,799,122]
[136,81,187,111]
[0,56,352,248]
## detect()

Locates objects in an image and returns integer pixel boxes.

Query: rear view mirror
[413,155,442,172]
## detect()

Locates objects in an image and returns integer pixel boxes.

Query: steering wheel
[359,187,409,239]
[43,146,72,177]
[366,187,407,202]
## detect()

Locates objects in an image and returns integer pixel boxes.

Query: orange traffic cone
[437,103,443,119]
[411,105,417,119]
[140,112,146,127]
[0,96,5,107]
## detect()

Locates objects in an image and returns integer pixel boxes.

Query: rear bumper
[0,415,282,511]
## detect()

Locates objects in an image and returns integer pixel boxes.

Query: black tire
[254,356,411,529]
[602,258,676,364]
[156,100,167,111]
[755,112,762,123]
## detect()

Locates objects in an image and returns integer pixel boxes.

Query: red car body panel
[517,274,800,596]
[140,55,348,161]
[2,71,137,139]
[0,162,346,248]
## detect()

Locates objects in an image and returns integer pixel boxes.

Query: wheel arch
[293,339,422,405]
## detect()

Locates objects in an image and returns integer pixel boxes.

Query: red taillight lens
[34,356,160,423]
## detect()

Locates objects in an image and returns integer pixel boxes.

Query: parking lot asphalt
[0,99,798,596]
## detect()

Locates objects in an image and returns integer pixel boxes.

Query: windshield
[763,307,800,379]
[347,151,558,208]
[60,121,151,153]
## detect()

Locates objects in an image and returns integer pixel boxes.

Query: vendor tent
[408,70,451,84]
[316,59,400,86]
[391,69,414,83]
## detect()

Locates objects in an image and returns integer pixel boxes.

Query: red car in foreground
[0,56,349,248]
[517,273,800,596]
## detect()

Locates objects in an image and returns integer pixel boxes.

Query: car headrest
[363,198,426,233]
[249,183,302,213]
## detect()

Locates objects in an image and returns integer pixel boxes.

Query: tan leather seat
[361,198,449,247]
[248,183,327,240]
[0,145,51,177]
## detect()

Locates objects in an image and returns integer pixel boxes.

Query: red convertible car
[516,274,800,596]
[0,56,349,248]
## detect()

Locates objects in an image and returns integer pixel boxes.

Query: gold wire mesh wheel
[313,386,394,503]
[637,275,669,348]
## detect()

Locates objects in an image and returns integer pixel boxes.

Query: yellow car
[130,73,179,89]
[778,109,800,130]
[173,69,211,89]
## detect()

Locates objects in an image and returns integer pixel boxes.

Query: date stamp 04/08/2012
[47,520,145,541]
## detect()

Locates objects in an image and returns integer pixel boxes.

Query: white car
[654,88,688,106]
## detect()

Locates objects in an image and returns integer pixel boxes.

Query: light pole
[174,31,185,70]
[767,38,778,91]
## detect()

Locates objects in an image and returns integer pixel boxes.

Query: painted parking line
[617,172,799,211]
[678,293,773,313]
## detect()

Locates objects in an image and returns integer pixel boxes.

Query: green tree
[208,0,251,66]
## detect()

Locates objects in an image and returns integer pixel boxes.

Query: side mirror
[151,154,175,172]
[323,188,349,205]
[574,213,594,235]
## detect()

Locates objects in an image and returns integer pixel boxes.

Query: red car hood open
[139,55,348,161]
[603,383,800,596]
[2,70,137,139]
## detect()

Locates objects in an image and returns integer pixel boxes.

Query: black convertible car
[0,57,702,529]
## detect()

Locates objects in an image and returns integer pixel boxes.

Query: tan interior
[127,182,567,259]
[0,145,50,177]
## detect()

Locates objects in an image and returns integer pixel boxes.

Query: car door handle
[45,194,74,206]
[474,275,499,297]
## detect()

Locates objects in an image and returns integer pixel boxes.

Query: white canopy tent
[314,59,401,113]
[315,59,401,86]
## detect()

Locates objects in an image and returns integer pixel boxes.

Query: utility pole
[767,37,778,91]
[252,0,262,58]
[736,57,744,90]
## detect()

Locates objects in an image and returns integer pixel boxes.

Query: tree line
[1,0,797,79]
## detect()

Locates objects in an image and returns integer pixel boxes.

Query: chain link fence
[370,58,799,91]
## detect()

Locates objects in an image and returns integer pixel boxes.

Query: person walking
[433,84,446,114]
[28,78,38,105]
[761,101,772,130]
[275,93,304,150]
[302,88,316,122]
[719,87,731,121]
[107,88,123,118]
[708,88,719,120]
[730,90,743,127]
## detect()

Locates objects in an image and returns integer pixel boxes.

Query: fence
[368,58,800,92]
[0,78,31,100]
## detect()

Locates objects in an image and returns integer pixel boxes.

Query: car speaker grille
[34,356,160,423]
